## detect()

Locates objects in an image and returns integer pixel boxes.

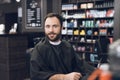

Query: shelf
[62,6,114,11]
[61,0,114,66]
[77,0,94,3]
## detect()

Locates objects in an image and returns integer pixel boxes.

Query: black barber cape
[30,38,95,80]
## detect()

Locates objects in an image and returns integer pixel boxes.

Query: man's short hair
[44,13,63,27]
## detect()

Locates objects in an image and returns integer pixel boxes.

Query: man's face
[44,17,62,42]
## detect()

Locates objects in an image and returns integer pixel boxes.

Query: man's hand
[64,72,82,80]
[49,72,82,80]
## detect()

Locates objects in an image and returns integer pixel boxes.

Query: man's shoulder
[36,39,47,47]
[62,40,72,47]
[33,38,48,49]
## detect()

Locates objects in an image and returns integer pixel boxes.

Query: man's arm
[48,74,65,80]
[49,72,82,80]
[30,46,58,80]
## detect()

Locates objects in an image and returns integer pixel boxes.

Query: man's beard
[45,32,61,42]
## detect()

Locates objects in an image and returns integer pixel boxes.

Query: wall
[114,0,120,40]
[0,1,18,24]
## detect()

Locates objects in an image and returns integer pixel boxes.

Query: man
[30,13,95,80]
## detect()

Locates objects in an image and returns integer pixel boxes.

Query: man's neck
[49,40,61,45]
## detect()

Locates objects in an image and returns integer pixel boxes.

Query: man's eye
[53,25,58,28]
[45,25,50,28]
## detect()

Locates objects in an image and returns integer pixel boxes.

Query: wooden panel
[0,35,28,80]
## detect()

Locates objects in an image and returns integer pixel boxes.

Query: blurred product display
[108,39,120,79]
[88,39,120,80]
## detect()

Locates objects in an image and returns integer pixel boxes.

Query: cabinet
[0,34,28,80]
[61,0,114,66]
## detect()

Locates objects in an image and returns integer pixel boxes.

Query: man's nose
[49,26,54,32]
